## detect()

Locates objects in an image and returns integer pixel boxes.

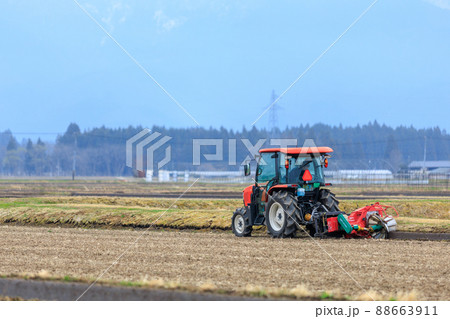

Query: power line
[1,132,62,135]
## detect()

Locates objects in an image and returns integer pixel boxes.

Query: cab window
[287,155,324,184]
[256,152,276,183]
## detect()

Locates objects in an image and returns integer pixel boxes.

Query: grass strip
[0,197,448,233]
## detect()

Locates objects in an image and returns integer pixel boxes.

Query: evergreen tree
[3,136,23,175]
[25,139,34,175]
[384,134,402,172]
[58,123,80,145]
[1,123,449,176]
[6,136,18,151]
[33,138,48,175]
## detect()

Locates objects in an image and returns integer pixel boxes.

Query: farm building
[325,170,393,180]
[408,161,450,174]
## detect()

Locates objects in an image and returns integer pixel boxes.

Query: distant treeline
[0,122,449,176]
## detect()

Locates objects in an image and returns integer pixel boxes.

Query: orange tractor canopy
[258,146,333,154]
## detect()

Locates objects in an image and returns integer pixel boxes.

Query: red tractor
[231,146,398,239]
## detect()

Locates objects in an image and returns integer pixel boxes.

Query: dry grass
[3,271,420,301]
[0,196,449,233]
[0,295,27,301]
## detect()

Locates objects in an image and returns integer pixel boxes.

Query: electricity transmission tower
[268,90,282,133]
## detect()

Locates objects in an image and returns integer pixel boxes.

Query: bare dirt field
[0,179,448,198]
[0,225,448,300]
[0,180,448,300]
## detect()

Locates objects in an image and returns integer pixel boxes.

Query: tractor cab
[233,146,337,237]
[253,150,326,190]
[243,146,332,208]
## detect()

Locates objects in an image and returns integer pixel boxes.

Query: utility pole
[269,90,281,133]
[422,135,427,172]
[72,134,77,180]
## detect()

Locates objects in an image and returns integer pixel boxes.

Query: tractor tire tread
[231,207,253,237]
[319,189,340,212]
[267,192,299,238]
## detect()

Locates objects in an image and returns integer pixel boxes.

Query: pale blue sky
[1,0,449,138]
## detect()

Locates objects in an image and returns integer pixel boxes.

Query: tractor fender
[267,184,297,199]
[243,185,253,206]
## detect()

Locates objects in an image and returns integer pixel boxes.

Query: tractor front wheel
[231,207,253,237]
[265,192,299,238]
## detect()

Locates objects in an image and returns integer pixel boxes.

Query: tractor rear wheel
[231,207,253,237]
[319,189,340,212]
[265,192,299,238]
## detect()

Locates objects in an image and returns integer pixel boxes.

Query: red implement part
[351,202,399,219]
[327,217,339,232]
[347,209,365,229]
[345,202,399,238]
[344,231,371,239]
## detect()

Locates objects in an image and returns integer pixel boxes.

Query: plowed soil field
[0,225,448,300]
